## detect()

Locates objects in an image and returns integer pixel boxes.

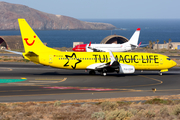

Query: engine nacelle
[119,63,135,74]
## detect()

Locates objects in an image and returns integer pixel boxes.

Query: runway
[0,62,180,102]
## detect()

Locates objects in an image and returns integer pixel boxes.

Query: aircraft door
[160,56,163,65]
[123,45,126,51]
[49,55,53,64]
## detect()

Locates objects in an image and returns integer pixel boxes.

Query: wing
[86,49,119,70]
[86,49,135,74]
[87,42,106,52]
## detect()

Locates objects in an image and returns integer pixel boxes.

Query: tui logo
[24,35,36,46]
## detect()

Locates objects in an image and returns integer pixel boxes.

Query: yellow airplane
[6,19,177,76]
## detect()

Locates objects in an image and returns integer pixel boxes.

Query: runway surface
[0,62,180,102]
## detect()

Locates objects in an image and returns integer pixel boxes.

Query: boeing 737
[72,28,141,52]
[6,19,176,76]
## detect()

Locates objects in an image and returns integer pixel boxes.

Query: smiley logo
[24,35,36,46]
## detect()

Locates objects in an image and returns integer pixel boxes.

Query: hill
[0,2,116,30]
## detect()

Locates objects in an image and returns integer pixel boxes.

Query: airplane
[5,18,177,76]
[72,28,141,52]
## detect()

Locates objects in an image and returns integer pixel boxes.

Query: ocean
[0,19,180,48]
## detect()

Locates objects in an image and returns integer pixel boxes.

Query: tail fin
[128,28,140,46]
[138,42,142,47]
[18,18,59,54]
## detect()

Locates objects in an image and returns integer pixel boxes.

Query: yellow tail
[18,18,60,54]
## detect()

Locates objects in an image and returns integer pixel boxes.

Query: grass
[0,56,30,63]
[54,101,61,107]
[2,98,180,120]
[144,98,173,105]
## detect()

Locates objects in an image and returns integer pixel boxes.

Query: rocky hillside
[0,2,116,30]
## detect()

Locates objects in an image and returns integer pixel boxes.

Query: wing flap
[86,63,108,70]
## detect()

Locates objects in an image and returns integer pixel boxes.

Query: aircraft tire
[102,72,107,76]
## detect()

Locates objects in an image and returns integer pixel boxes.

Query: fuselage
[24,52,177,71]
[72,43,134,52]
[9,19,176,76]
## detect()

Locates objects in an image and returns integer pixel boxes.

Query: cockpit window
[167,58,171,61]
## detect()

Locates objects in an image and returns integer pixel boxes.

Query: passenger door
[49,55,53,64]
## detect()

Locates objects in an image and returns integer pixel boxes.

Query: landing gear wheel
[102,72,107,76]
[89,70,96,75]
[101,68,107,76]
[159,72,162,76]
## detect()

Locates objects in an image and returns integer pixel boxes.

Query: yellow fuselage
[24,51,176,71]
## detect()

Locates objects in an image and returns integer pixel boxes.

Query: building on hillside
[73,42,84,48]
[100,35,129,44]
[153,42,180,50]
[73,35,129,47]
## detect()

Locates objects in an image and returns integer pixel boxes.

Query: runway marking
[29,81,61,83]
[7,78,67,86]
[0,88,58,93]
[42,86,118,91]
[0,78,27,83]
[0,67,12,71]
[112,75,163,88]
[35,78,64,80]
[30,78,67,84]
[139,75,163,86]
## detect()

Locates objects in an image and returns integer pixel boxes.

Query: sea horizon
[0,19,179,48]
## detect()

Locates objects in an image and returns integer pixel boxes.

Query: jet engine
[119,63,135,74]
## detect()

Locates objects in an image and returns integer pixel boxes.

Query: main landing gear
[89,70,96,75]
[101,72,107,76]
[101,68,107,76]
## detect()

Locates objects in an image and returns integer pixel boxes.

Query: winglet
[106,50,116,66]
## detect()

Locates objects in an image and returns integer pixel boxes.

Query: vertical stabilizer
[129,28,140,46]
[18,18,59,54]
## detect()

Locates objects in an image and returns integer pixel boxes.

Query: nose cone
[72,47,76,51]
[172,60,177,67]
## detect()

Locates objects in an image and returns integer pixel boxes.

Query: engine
[119,63,135,74]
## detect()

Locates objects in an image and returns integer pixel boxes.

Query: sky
[3,0,180,19]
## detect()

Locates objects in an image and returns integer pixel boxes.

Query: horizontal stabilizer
[4,50,23,55]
